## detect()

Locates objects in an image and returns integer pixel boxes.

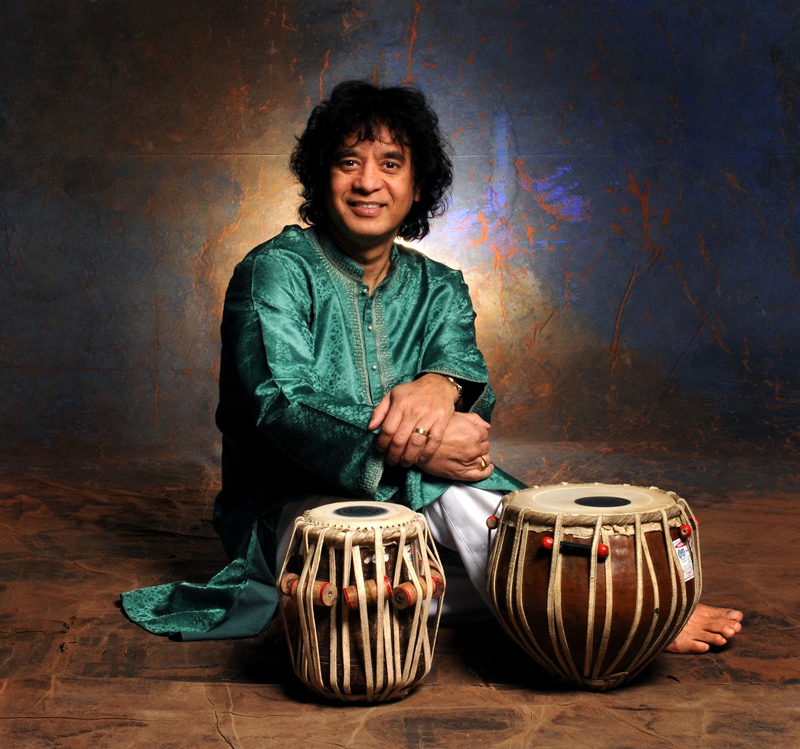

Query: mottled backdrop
[1,1,798,465]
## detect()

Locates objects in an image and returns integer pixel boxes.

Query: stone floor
[1,441,799,748]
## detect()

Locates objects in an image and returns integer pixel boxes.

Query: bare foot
[666,604,743,653]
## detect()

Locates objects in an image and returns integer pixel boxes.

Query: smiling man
[122,80,742,653]
[209,81,524,626]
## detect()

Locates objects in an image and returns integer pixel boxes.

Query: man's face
[325,126,419,256]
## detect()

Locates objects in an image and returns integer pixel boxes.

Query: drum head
[507,483,677,515]
[305,501,416,529]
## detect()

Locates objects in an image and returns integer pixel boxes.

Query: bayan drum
[486,483,701,691]
[278,501,445,702]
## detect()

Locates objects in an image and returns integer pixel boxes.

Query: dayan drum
[486,483,702,691]
[278,501,445,702]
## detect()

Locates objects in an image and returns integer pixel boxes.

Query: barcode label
[672,538,695,582]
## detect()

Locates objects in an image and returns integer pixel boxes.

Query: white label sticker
[672,538,695,582]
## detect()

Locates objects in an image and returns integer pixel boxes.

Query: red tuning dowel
[392,577,445,609]
[278,572,338,607]
[279,572,300,596]
[342,576,393,611]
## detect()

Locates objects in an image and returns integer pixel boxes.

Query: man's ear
[414,184,421,202]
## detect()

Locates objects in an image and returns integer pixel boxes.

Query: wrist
[418,372,462,405]
[444,376,463,406]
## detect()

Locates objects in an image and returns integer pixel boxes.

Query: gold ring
[413,428,430,437]
[480,456,487,470]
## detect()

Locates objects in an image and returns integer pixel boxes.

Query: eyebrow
[381,148,407,162]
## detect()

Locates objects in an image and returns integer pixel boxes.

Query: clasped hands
[367,374,493,482]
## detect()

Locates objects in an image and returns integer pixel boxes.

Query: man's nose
[353,162,381,192]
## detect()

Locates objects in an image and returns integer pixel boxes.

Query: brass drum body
[278,501,445,702]
[486,483,702,690]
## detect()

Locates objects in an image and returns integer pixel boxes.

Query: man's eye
[384,162,399,170]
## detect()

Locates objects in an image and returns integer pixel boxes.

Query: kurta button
[368,325,373,331]
[361,288,368,294]
[372,365,377,371]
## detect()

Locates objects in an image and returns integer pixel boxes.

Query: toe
[682,638,712,654]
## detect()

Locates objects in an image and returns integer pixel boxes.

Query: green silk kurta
[121,226,523,639]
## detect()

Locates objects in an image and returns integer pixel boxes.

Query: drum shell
[280,503,443,702]
[487,488,701,691]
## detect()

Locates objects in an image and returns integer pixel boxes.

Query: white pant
[276,485,505,620]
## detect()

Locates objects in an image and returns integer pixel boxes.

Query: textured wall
[1,1,798,461]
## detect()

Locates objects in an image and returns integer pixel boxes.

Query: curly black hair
[289,80,453,241]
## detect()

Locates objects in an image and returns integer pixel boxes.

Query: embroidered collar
[311,227,403,290]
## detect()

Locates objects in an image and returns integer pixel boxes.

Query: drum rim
[303,500,417,526]
[297,500,423,544]
[500,482,686,527]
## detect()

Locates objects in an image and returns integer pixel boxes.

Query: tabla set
[278,483,701,701]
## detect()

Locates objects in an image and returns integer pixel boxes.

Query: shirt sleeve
[218,251,392,500]
[416,271,497,421]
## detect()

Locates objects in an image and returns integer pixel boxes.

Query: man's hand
[415,412,494,482]
[368,374,458,467]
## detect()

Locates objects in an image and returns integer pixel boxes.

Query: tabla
[278,501,445,702]
[486,483,702,690]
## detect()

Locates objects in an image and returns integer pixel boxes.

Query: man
[122,81,742,653]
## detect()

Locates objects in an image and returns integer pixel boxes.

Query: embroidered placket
[360,284,384,403]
